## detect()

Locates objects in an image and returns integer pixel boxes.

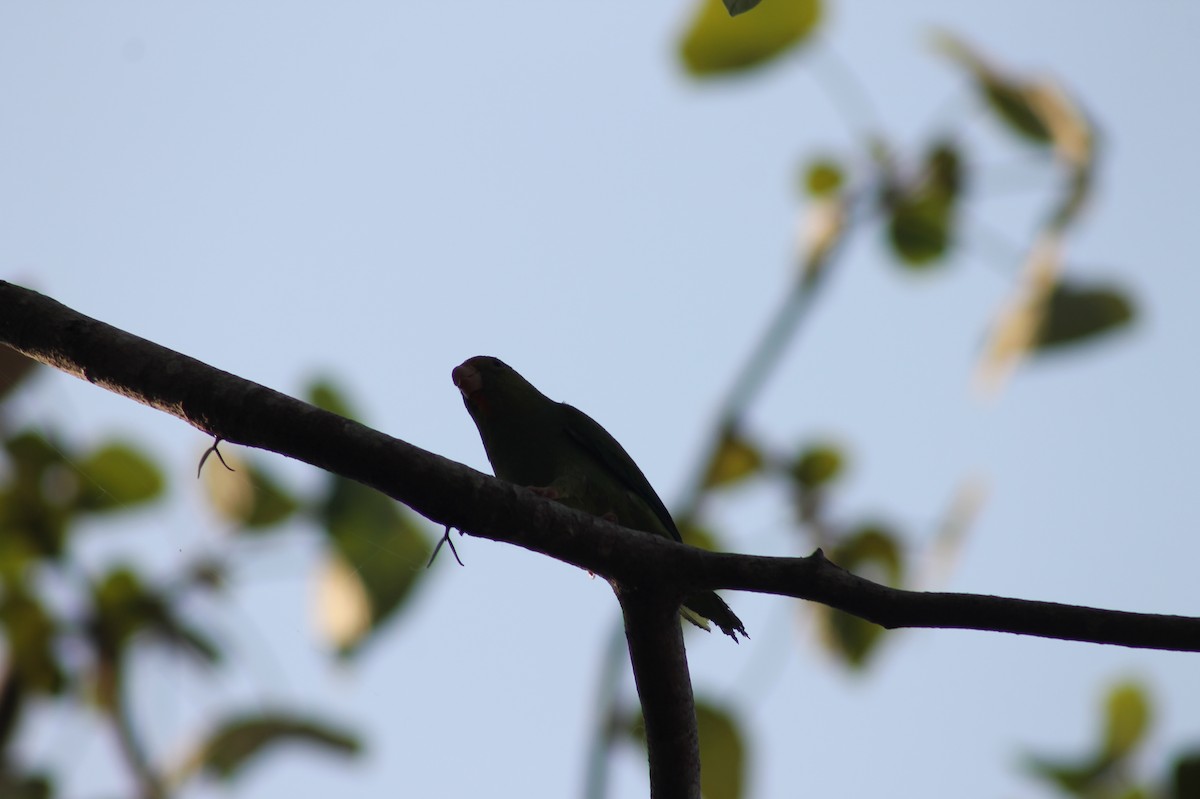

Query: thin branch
[0,665,22,757]
[2,281,1199,653]
[105,657,166,799]
[675,200,847,522]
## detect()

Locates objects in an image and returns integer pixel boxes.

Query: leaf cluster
[0,357,431,797]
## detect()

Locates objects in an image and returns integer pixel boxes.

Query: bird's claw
[427,525,465,568]
[197,437,235,478]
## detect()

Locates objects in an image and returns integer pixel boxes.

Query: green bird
[452,355,747,642]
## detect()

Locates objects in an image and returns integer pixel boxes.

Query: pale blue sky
[2,2,1198,798]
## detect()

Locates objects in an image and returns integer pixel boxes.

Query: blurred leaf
[626,702,745,799]
[790,442,844,490]
[1034,281,1135,351]
[888,195,951,265]
[307,378,359,421]
[818,607,884,669]
[1172,751,1200,799]
[981,78,1052,143]
[1025,753,1112,797]
[1024,682,1151,798]
[74,443,164,512]
[0,587,64,694]
[5,431,65,476]
[0,345,39,402]
[0,772,52,799]
[195,713,360,781]
[680,0,821,76]
[0,431,71,561]
[1103,682,1151,759]
[624,711,646,744]
[831,524,903,585]
[927,141,963,194]
[92,567,220,666]
[314,553,372,654]
[696,701,745,799]
[678,520,720,551]
[935,32,1051,144]
[803,159,844,197]
[317,478,430,656]
[204,454,299,531]
[702,431,763,489]
[885,141,963,267]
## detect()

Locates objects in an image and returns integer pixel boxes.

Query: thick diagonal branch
[2,280,1200,653]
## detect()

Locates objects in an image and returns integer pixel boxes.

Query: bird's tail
[682,591,748,642]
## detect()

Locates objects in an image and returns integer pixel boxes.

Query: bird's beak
[452,361,482,400]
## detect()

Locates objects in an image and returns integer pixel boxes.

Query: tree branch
[2,280,1199,653]
[616,585,701,799]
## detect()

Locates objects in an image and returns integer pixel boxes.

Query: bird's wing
[559,402,683,543]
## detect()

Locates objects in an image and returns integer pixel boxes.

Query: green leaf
[678,520,720,551]
[1103,681,1150,759]
[1034,281,1135,351]
[803,159,844,197]
[1,431,72,561]
[318,478,431,656]
[307,378,359,421]
[92,567,220,666]
[5,430,64,475]
[625,702,745,799]
[702,431,763,489]
[1023,682,1152,798]
[680,0,821,76]
[696,701,745,799]
[1172,750,1200,799]
[196,714,361,781]
[204,456,299,531]
[888,195,951,265]
[0,586,64,694]
[935,33,1051,144]
[1025,753,1111,797]
[885,141,963,268]
[819,607,883,669]
[790,442,844,490]
[831,524,903,585]
[74,443,165,512]
[981,79,1052,143]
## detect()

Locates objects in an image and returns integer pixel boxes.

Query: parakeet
[452,355,747,642]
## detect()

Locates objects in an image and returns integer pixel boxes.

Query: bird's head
[452,355,542,418]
